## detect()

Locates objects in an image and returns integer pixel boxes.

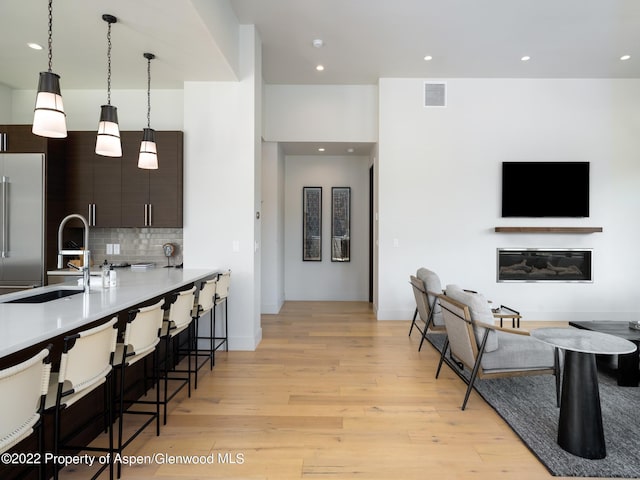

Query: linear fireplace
[497,249,593,282]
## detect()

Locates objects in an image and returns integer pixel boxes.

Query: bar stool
[45,318,118,480]
[0,346,51,480]
[111,299,164,479]
[211,270,231,366]
[193,277,217,375]
[159,285,196,424]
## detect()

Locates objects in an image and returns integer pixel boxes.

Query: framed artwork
[331,187,350,262]
[303,187,322,261]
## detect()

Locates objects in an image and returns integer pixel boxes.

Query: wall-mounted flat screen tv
[501,162,590,217]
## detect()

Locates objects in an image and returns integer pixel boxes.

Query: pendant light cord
[47,0,53,72]
[106,21,112,105]
[146,56,151,128]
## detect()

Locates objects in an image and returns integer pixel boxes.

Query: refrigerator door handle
[1,176,8,258]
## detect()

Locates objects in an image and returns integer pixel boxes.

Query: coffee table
[569,321,640,386]
[531,327,636,459]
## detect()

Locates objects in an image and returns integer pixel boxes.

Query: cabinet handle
[1,176,8,257]
[1,133,6,152]
[87,204,96,226]
[148,203,152,226]
[144,204,148,226]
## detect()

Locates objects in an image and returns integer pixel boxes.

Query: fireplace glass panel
[497,249,592,282]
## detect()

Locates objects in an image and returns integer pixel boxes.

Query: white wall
[262,84,378,304]
[264,84,378,142]
[378,77,640,321]
[261,141,285,313]
[284,155,370,301]
[0,83,11,123]
[183,25,262,350]
[10,89,183,130]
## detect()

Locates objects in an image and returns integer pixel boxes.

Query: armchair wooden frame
[435,294,560,410]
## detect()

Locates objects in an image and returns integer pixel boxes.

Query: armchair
[436,285,560,410]
[409,268,445,351]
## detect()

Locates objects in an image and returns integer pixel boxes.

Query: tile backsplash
[89,228,183,267]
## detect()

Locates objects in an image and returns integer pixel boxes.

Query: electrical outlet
[106,244,113,255]
[113,244,120,255]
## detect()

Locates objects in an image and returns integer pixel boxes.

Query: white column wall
[183,25,262,349]
[378,77,640,321]
[261,141,285,313]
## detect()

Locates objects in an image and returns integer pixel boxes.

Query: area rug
[426,333,640,478]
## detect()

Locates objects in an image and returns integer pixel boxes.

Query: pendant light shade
[138,53,158,169]
[32,0,67,138]
[138,127,158,169]
[95,104,122,156]
[96,14,121,157]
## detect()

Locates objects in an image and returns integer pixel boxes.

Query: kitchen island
[0,267,217,359]
[0,267,218,480]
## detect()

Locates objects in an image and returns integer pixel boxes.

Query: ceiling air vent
[424,82,446,108]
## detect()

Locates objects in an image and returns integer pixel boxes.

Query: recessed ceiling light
[347,148,355,153]
[521,56,531,62]
[27,42,43,50]
[620,54,631,61]
[318,147,325,152]
[312,39,324,48]
[423,55,433,61]
[316,64,325,71]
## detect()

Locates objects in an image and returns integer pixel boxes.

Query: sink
[4,289,83,304]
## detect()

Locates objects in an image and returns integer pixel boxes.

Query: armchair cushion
[481,331,555,373]
[416,268,444,326]
[445,284,499,352]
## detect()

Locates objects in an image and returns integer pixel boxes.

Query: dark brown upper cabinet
[0,124,47,153]
[120,131,183,228]
[65,131,122,227]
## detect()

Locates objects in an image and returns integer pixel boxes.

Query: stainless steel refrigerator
[0,153,44,293]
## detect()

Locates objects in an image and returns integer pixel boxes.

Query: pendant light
[95,14,122,157]
[138,53,158,169]
[32,0,67,138]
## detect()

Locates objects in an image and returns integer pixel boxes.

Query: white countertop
[0,268,217,358]
[532,327,637,355]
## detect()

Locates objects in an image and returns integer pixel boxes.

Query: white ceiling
[0,0,236,90]
[233,0,640,84]
[1,0,639,92]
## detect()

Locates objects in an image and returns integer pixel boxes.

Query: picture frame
[331,187,350,262]
[302,186,322,261]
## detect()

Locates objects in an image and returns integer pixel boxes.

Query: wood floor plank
[57,301,579,480]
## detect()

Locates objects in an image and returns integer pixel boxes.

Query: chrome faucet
[57,214,91,293]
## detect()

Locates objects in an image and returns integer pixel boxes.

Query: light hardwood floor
[61,301,596,480]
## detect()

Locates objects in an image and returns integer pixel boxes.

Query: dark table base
[569,321,640,387]
[558,350,606,459]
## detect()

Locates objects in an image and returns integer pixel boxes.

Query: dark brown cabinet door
[65,131,121,227]
[121,130,183,227]
[0,125,47,153]
[120,131,149,227]
[149,131,183,227]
